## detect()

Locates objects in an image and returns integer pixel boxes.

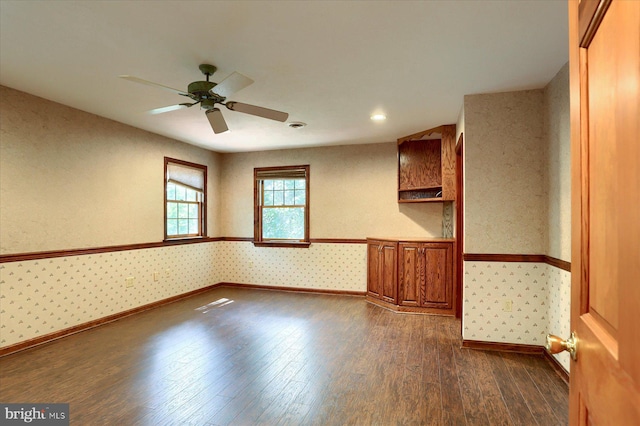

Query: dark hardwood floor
[0,287,568,425]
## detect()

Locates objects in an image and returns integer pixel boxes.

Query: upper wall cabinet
[397,124,456,202]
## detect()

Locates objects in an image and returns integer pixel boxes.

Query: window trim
[164,157,207,241]
[253,165,310,248]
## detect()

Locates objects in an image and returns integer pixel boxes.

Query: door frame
[455,133,464,319]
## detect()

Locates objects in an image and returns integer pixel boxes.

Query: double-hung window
[254,165,310,247]
[164,158,207,239]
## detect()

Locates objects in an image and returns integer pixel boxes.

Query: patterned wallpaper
[0,243,224,348]
[548,266,571,371]
[3,240,569,373]
[217,241,366,292]
[0,241,366,349]
[463,260,571,372]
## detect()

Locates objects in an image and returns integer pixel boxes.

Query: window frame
[253,165,310,248]
[164,157,207,241]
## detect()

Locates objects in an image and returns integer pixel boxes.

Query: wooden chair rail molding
[0,238,368,263]
[463,253,571,272]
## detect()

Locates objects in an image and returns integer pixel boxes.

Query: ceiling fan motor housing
[188,81,216,99]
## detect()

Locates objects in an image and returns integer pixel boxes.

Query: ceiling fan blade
[206,108,229,134]
[225,102,289,122]
[210,72,254,98]
[119,75,190,97]
[148,103,195,115]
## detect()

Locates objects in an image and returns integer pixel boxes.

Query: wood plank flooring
[0,287,568,425]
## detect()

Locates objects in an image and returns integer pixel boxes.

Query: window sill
[252,241,311,248]
[164,236,211,244]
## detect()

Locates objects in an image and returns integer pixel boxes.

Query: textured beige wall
[464,90,546,254]
[544,62,571,262]
[220,143,444,239]
[0,86,222,254]
[462,65,571,371]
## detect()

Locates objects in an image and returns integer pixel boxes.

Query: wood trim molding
[461,339,544,355]
[219,282,366,297]
[0,237,368,263]
[463,253,546,263]
[0,237,223,263]
[366,295,456,316]
[463,253,571,271]
[462,339,569,383]
[579,0,612,47]
[310,238,367,244]
[397,124,445,145]
[544,350,570,385]
[223,238,366,244]
[0,283,225,357]
[252,241,311,248]
[544,256,572,272]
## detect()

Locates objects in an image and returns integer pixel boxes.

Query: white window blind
[167,162,205,193]
[255,167,308,181]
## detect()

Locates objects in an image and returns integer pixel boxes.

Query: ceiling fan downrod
[198,64,217,82]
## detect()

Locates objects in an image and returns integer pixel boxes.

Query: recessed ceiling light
[370,114,386,121]
[287,121,307,129]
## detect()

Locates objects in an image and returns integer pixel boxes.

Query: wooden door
[380,241,398,304]
[421,243,453,310]
[398,242,420,307]
[455,134,464,318]
[569,0,640,424]
[366,240,382,298]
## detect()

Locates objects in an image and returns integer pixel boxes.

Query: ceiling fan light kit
[120,63,289,135]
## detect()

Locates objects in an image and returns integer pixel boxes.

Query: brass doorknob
[545,332,578,361]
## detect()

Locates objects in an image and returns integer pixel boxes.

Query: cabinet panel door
[421,243,452,309]
[398,243,420,306]
[380,242,397,304]
[366,241,381,298]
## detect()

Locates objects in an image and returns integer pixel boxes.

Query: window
[164,158,207,239]
[254,165,310,247]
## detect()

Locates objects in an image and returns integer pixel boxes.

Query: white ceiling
[0,1,568,153]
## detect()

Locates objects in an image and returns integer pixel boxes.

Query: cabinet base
[366,295,455,316]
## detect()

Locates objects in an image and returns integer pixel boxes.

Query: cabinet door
[380,241,397,304]
[421,243,452,309]
[398,243,421,306]
[366,241,382,298]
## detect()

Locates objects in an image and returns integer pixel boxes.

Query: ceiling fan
[119,64,289,134]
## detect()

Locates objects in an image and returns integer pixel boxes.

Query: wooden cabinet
[397,124,456,203]
[367,239,397,304]
[367,238,455,315]
[398,242,453,312]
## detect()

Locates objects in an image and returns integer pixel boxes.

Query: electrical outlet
[125,277,135,288]
[248,261,254,268]
[165,269,171,278]
[502,299,513,312]
[153,272,159,282]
